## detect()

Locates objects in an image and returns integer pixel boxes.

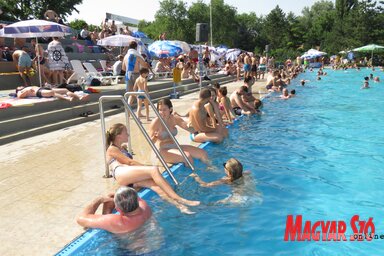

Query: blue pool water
[63,68,384,255]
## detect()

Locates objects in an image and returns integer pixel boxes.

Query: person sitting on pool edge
[229,85,256,115]
[190,158,245,187]
[188,88,226,143]
[149,98,208,166]
[106,123,199,214]
[76,186,152,234]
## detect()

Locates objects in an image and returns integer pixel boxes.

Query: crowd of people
[77,59,300,233]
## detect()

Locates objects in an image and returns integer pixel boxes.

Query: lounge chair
[68,60,109,86]
[83,62,118,85]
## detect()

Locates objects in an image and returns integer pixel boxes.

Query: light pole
[210,0,213,46]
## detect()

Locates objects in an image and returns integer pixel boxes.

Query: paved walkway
[0,79,267,255]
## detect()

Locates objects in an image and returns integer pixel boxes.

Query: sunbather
[15,86,89,101]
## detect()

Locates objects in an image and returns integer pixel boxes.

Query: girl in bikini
[149,99,208,166]
[106,123,200,214]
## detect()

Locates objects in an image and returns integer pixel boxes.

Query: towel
[125,49,144,81]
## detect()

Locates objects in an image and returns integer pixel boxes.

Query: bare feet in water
[177,198,200,207]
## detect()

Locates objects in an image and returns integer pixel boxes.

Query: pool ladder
[99,92,195,185]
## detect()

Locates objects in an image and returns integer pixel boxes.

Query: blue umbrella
[132,31,148,38]
[148,40,183,58]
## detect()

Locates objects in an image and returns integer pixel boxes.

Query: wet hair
[225,158,243,182]
[106,123,126,150]
[213,82,220,90]
[157,98,173,113]
[129,41,137,49]
[240,85,248,93]
[218,86,228,97]
[254,99,263,109]
[15,86,25,94]
[364,76,369,81]
[290,89,296,95]
[139,67,149,75]
[300,80,305,86]
[114,186,139,214]
[199,88,211,100]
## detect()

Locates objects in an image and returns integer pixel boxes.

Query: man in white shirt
[112,55,124,76]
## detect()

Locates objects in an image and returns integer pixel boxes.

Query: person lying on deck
[76,186,152,234]
[15,86,89,101]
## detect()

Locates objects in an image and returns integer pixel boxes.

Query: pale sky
[68,0,335,26]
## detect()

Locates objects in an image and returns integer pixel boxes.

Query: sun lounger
[99,60,124,83]
[83,62,119,85]
[69,60,110,86]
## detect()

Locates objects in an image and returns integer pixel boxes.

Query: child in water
[190,158,245,187]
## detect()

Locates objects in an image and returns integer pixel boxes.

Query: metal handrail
[98,95,179,185]
[124,91,195,171]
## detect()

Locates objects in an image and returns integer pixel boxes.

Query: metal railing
[124,91,195,171]
[99,95,180,185]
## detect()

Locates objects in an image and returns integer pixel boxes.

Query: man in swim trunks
[258,55,267,79]
[77,186,152,234]
[122,41,148,104]
[229,85,256,115]
[243,53,251,78]
[188,88,225,143]
[12,49,32,86]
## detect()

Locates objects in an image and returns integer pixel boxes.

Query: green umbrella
[352,44,384,64]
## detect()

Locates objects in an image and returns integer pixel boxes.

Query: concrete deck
[0,79,267,256]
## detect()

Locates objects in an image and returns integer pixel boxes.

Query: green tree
[68,19,87,31]
[235,12,263,52]
[262,6,287,50]
[0,0,82,21]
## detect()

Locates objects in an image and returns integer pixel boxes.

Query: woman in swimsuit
[106,123,200,214]
[149,99,208,166]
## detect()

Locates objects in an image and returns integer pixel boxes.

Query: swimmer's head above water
[223,158,243,182]
[114,186,139,214]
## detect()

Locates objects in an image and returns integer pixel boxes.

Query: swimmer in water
[361,76,370,89]
[190,158,245,187]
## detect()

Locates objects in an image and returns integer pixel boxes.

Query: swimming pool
[57,68,384,255]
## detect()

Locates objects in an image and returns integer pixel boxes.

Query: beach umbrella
[97,34,138,47]
[300,49,327,59]
[148,40,183,58]
[137,40,151,59]
[0,19,71,38]
[0,19,72,86]
[352,44,384,63]
[169,40,190,54]
[132,31,148,38]
[225,48,241,61]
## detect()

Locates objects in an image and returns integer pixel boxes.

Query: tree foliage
[4,0,383,62]
[0,0,82,21]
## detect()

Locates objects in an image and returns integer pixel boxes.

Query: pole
[198,45,203,92]
[210,0,213,47]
